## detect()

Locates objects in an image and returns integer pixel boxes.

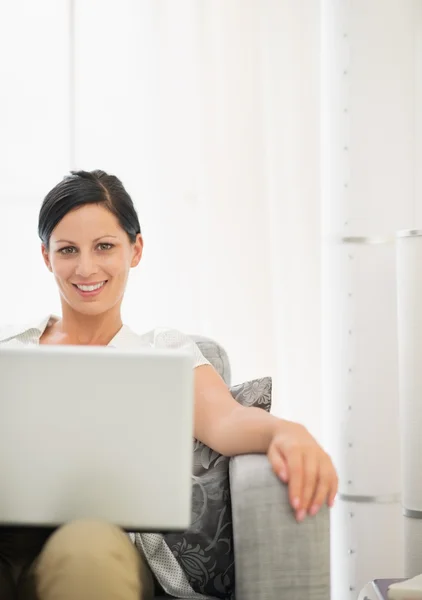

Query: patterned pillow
[163,376,272,599]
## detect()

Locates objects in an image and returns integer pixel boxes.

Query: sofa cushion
[163,376,272,600]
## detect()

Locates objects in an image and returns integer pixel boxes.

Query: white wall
[0,0,71,323]
[261,0,322,434]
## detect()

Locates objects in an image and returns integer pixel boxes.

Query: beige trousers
[1,520,156,600]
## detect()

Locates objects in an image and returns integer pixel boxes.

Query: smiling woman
[0,169,337,600]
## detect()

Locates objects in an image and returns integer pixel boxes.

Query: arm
[194,364,338,521]
[193,365,279,456]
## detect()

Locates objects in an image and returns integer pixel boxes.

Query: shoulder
[0,315,51,344]
[151,327,210,368]
[114,325,196,349]
[151,327,198,349]
[116,326,210,369]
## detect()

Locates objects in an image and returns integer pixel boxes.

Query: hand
[267,420,338,522]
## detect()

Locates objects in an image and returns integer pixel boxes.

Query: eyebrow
[53,235,119,245]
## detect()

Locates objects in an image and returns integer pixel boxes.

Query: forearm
[209,405,279,457]
[194,365,280,457]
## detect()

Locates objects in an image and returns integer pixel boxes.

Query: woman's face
[42,204,143,317]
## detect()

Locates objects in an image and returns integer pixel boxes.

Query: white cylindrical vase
[396,230,422,576]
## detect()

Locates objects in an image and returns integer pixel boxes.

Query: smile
[72,281,108,297]
[75,281,106,292]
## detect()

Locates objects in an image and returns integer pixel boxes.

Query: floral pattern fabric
[163,376,272,599]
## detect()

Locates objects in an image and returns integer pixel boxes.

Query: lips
[72,280,108,297]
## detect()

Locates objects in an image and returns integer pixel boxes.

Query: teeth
[76,282,105,292]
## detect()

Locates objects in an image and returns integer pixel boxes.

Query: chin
[61,294,114,317]
[72,303,109,316]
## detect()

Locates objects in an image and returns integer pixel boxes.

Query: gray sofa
[191,335,330,600]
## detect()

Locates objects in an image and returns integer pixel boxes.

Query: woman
[0,170,338,600]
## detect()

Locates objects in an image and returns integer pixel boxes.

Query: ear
[41,244,53,272]
[130,234,144,268]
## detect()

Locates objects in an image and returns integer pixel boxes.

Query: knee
[39,519,138,565]
[35,520,144,599]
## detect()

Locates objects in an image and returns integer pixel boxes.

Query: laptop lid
[0,344,194,532]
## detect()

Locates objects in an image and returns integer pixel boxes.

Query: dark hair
[38,169,141,249]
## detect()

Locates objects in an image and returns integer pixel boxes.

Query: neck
[57,303,123,346]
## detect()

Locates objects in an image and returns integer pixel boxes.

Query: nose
[75,251,99,278]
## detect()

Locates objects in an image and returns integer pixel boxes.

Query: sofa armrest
[229,454,330,600]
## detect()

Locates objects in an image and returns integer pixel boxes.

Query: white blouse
[0,315,210,371]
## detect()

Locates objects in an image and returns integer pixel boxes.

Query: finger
[279,456,288,483]
[328,468,339,508]
[301,452,319,515]
[310,458,338,515]
[309,471,331,517]
[267,446,288,483]
[285,448,303,513]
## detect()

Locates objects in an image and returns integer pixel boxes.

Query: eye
[97,243,114,251]
[58,246,77,255]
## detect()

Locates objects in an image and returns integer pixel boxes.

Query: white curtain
[0,0,322,434]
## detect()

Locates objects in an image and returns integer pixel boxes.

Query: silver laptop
[0,344,194,532]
